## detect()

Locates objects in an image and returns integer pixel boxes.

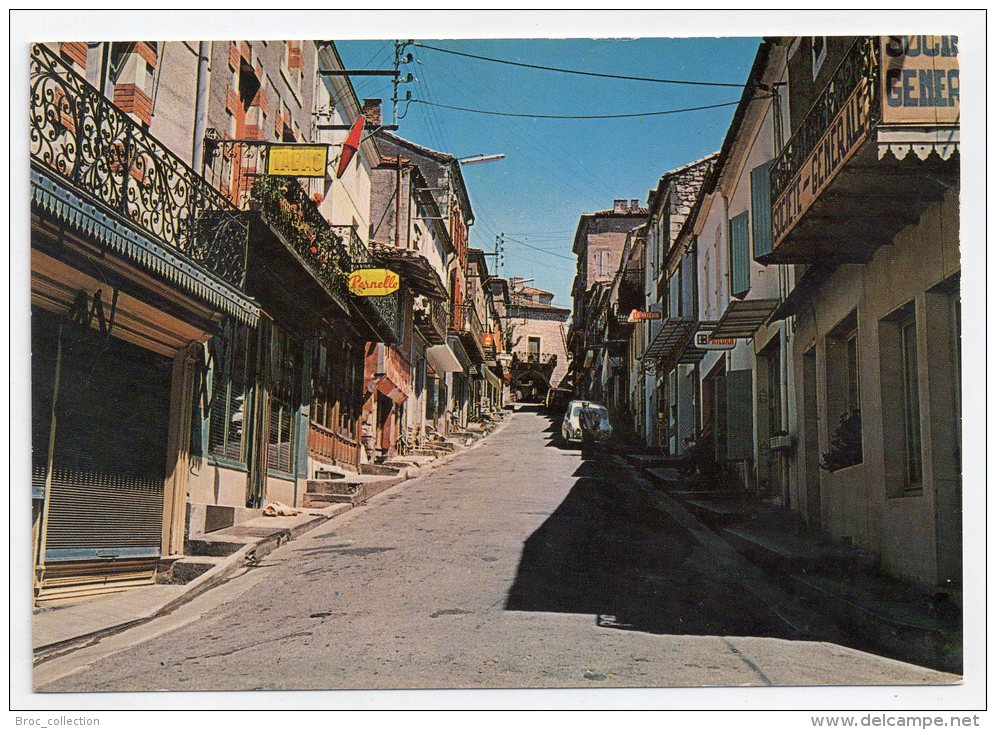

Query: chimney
[613,199,628,213]
[362,98,382,127]
[630,199,639,211]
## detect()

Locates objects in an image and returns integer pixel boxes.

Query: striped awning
[31,167,260,326]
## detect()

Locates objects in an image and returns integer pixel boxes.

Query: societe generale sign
[348,268,400,297]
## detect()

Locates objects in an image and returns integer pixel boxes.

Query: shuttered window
[725,369,755,460]
[680,247,697,319]
[728,211,751,299]
[668,271,680,319]
[750,160,774,259]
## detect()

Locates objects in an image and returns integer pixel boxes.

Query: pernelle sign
[348,268,400,297]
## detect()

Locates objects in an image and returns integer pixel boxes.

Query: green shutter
[751,160,774,259]
[728,211,751,298]
[713,375,727,461]
[725,368,754,461]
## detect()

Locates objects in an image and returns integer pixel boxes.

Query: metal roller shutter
[34,307,173,598]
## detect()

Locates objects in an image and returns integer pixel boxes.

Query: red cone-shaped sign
[336,115,366,178]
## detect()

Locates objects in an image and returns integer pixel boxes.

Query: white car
[561,402,612,443]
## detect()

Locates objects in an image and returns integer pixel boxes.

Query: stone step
[313,468,347,480]
[303,492,355,507]
[359,463,401,476]
[790,572,962,674]
[722,526,851,572]
[166,556,226,584]
[185,536,249,558]
[306,480,362,496]
[681,497,755,525]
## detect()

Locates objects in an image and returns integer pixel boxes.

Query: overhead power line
[414,42,746,88]
[505,236,576,261]
[410,98,743,120]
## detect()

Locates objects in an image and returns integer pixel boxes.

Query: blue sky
[337,37,761,307]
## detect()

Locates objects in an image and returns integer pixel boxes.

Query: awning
[641,317,698,362]
[447,334,473,372]
[483,364,503,390]
[710,299,781,339]
[426,343,462,373]
[370,374,408,405]
[372,246,448,300]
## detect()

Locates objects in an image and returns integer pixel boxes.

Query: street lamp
[457,153,506,166]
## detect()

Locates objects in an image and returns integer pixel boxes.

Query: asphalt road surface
[36,408,956,691]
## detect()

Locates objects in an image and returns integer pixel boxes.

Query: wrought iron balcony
[249,175,349,309]
[413,294,448,345]
[512,352,558,367]
[330,224,402,343]
[29,43,249,291]
[770,37,882,205]
[451,303,485,361]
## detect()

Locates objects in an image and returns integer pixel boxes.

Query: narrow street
[36,408,953,692]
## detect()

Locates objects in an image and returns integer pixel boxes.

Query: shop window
[311,336,357,436]
[267,327,301,475]
[207,319,252,463]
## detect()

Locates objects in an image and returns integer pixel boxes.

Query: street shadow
[504,456,803,640]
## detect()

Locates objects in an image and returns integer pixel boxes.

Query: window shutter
[751,160,774,259]
[713,376,727,461]
[725,368,754,461]
[680,248,696,319]
[728,211,751,299]
[668,271,680,318]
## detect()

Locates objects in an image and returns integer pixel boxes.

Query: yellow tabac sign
[348,269,400,297]
[266,144,329,177]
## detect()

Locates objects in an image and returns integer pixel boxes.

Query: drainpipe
[192,41,211,174]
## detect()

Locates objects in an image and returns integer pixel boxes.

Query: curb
[32,421,507,665]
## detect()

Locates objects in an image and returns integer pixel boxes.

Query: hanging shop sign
[481,332,495,348]
[266,144,329,178]
[693,330,736,350]
[348,268,400,297]
[336,115,367,178]
[880,36,959,126]
[626,310,663,323]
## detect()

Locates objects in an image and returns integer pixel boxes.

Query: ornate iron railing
[513,352,558,366]
[770,37,882,202]
[414,294,448,342]
[249,176,348,308]
[452,303,483,344]
[328,225,401,340]
[29,43,249,289]
[329,223,368,265]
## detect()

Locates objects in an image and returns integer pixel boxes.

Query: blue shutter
[729,211,751,299]
[751,160,774,259]
[680,248,696,319]
[669,272,680,318]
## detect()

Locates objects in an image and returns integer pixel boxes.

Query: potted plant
[820,409,862,472]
